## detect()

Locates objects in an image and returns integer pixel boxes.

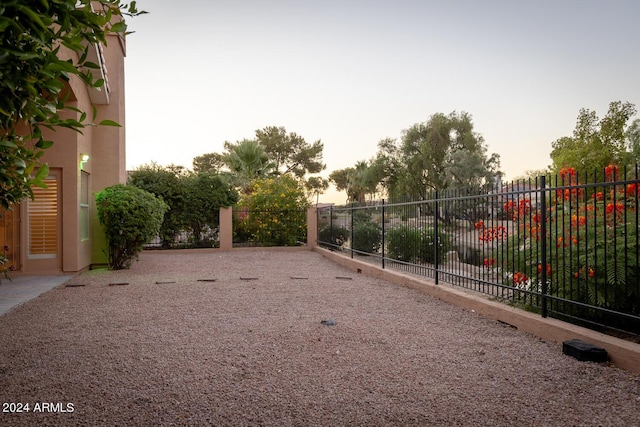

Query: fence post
[350,206,354,259]
[219,207,233,250]
[434,191,439,285]
[307,206,317,248]
[381,199,385,269]
[539,176,548,318]
[329,205,334,247]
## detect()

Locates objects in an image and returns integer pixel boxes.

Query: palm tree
[347,161,369,205]
[223,139,275,192]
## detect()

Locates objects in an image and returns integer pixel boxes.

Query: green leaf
[110,22,127,33]
[35,164,50,182]
[98,119,122,127]
[0,141,18,149]
[35,140,54,149]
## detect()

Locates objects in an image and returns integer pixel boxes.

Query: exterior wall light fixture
[80,153,90,170]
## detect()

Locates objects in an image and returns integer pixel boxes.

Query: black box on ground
[562,339,608,363]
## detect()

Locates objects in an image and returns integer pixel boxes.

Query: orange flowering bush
[493,165,639,320]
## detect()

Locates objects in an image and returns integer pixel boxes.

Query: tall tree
[328,160,381,204]
[255,126,325,178]
[625,118,640,165]
[305,176,329,205]
[183,172,238,245]
[371,111,501,199]
[0,1,143,209]
[550,101,637,177]
[192,152,225,174]
[328,168,351,198]
[443,147,502,191]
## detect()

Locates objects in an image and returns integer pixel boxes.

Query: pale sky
[124,0,640,202]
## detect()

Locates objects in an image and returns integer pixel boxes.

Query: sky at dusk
[124,0,640,202]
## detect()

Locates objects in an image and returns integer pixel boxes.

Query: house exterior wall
[11,33,127,274]
[90,34,128,268]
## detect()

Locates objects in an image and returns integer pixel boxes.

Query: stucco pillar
[306,206,318,248]
[219,207,233,250]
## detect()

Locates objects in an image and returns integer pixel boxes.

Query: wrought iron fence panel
[144,226,220,249]
[318,166,640,336]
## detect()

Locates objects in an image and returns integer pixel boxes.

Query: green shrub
[420,227,452,263]
[352,222,382,254]
[237,176,309,246]
[318,225,349,249]
[386,225,451,264]
[96,184,168,270]
[128,163,186,248]
[386,225,421,262]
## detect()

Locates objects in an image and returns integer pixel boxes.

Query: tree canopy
[550,101,638,178]
[255,126,325,178]
[393,111,500,196]
[128,163,238,247]
[194,126,326,197]
[128,163,187,247]
[223,139,276,188]
[330,112,502,203]
[192,152,225,174]
[0,0,143,210]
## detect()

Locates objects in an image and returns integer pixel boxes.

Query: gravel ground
[0,249,639,426]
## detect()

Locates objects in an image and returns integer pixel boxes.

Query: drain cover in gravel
[335,276,352,280]
[197,279,217,282]
[240,277,258,281]
[321,319,337,326]
[108,282,129,286]
[290,276,308,280]
[155,281,176,284]
[65,283,86,288]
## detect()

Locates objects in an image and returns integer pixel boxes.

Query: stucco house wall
[1,32,128,274]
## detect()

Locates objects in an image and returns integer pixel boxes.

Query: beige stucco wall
[20,105,91,273]
[90,34,128,267]
[17,34,127,273]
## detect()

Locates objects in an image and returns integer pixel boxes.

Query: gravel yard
[0,249,639,426]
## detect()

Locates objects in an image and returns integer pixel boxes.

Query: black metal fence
[232,206,307,247]
[144,226,220,249]
[317,167,640,337]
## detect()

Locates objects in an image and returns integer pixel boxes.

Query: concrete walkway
[0,274,73,316]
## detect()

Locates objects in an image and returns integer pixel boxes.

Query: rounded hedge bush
[96,184,168,270]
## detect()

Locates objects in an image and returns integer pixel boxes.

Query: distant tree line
[128,126,328,247]
[330,102,640,204]
[330,111,503,203]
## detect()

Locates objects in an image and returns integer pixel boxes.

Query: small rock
[321,319,337,326]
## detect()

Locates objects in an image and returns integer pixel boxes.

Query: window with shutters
[28,176,58,258]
